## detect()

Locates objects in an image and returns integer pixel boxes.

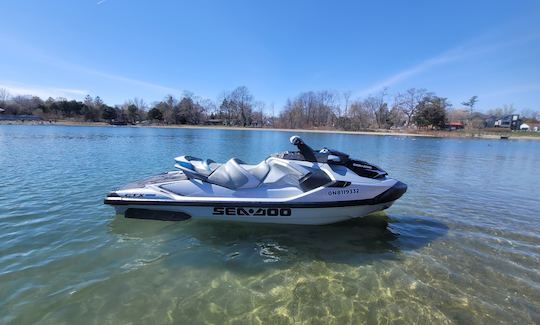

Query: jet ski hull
[104,180,406,225]
[107,201,395,225]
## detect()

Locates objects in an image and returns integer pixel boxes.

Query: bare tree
[447,108,469,123]
[127,97,147,122]
[0,88,9,108]
[342,90,352,117]
[394,88,428,127]
[228,86,254,126]
[164,95,178,124]
[487,104,515,117]
[129,97,147,111]
[389,105,407,128]
[278,90,339,129]
[198,98,215,118]
[270,102,275,127]
[520,108,539,122]
[317,90,339,126]
[363,89,388,129]
[347,100,372,130]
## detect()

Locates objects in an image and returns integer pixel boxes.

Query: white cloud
[0,33,180,98]
[356,32,540,97]
[356,53,459,96]
[66,64,180,94]
[0,83,88,99]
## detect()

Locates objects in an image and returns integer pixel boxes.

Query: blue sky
[1,0,539,112]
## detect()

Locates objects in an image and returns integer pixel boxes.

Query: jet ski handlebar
[289,135,317,162]
[289,135,303,146]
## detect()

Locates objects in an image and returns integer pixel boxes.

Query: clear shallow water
[1,125,539,324]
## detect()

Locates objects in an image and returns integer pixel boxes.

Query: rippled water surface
[1,125,539,324]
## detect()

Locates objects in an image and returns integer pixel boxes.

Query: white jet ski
[104,136,407,225]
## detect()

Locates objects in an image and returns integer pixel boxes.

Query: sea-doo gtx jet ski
[104,136,407,225]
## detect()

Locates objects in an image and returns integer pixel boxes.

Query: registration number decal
[328,188,359,196]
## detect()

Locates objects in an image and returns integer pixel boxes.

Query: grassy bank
[2,119,539,140]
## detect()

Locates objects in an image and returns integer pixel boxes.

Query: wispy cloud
[97,0,107,5]
[0,82,88,99]
[0,33,180,98]
[69,64,179,94]
[356,32,540,97]
[357,53,459,96]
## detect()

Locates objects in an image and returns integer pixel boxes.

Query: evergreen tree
[414,96,449,129]
[102,106,117,121]
[148,107,163,121]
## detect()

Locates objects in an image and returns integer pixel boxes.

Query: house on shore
[205,119,224,126]
[520,123,540,132]
[445,121,464,130]
[495,114,521,130]
[486,114,521,130]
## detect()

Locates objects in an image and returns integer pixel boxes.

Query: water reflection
[4,125,540,323]
[109,213,448,273]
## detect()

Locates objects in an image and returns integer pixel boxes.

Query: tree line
[0,86,538,130]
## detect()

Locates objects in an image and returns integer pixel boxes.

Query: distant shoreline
[2,120,540,140]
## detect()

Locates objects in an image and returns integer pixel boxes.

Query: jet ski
[104,136,407,225]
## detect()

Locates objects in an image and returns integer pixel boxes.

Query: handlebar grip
[290,135,303,145]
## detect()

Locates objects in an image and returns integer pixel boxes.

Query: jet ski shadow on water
[104,135,408,225]
[109,212,448,272]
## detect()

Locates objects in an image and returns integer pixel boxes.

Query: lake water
[1,125,539,324]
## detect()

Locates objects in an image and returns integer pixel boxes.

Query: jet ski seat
[262,159,307,188]
[208,158,268,189]
[174,156,220,176]
[245,161,271,181]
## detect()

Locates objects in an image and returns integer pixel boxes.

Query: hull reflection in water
[108,212,448,268]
